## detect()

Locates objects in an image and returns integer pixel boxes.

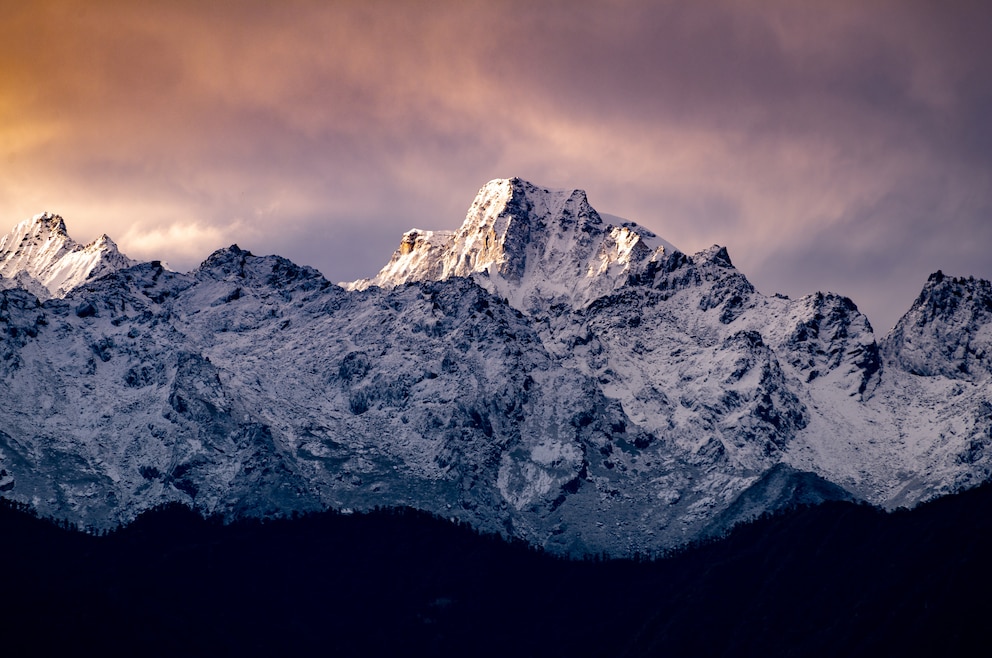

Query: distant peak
[923,270,979,289]
[25,212,68,236]
[200,244,249,267]
[0,213,135,298]
[86,234,120,251]
[350,177,679,311]
[697,245,734,267]
[467,178,602,236]
[479,177,594,210]
[885,271,992,381]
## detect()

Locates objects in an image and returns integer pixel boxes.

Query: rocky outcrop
[0,181,989,556]
[883,271,992,381]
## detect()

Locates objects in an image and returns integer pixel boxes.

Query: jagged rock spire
[0,213,135,298]
[347,177,679,312]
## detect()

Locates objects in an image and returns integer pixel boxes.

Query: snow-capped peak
[347,177,680,311]
[0,212,136,298]
[28,211,69,235]
[883,271,992,381]
[0,179,990,559]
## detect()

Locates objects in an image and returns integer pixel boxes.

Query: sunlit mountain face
[1,178,989,559]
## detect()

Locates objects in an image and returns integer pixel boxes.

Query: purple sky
[1,0,990,332]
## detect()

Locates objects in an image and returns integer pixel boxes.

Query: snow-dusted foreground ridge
[0,178,990,555]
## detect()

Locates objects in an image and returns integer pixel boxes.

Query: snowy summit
[0,212,135,299]
[0,178,989,556]
[348,178,678,312]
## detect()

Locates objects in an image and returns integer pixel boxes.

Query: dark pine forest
[1,482,990,657]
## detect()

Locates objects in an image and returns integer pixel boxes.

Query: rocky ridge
[0,212,135,299]
[0,180,989,555]
[348,178,678,313]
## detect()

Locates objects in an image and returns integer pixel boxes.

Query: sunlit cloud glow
[0,0,989,332]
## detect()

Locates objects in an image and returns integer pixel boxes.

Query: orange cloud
[0,0,989,330]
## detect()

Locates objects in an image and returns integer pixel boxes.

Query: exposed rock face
[0,180,989,555]
[348,178,677,312]
[883,271,992,381]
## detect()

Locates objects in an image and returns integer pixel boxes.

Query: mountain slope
[0,179,989,555]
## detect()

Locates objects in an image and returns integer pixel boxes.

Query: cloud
[0,0,989,329]
[121,221,236,268]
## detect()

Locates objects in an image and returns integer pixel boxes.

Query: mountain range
[1,178,989,555]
